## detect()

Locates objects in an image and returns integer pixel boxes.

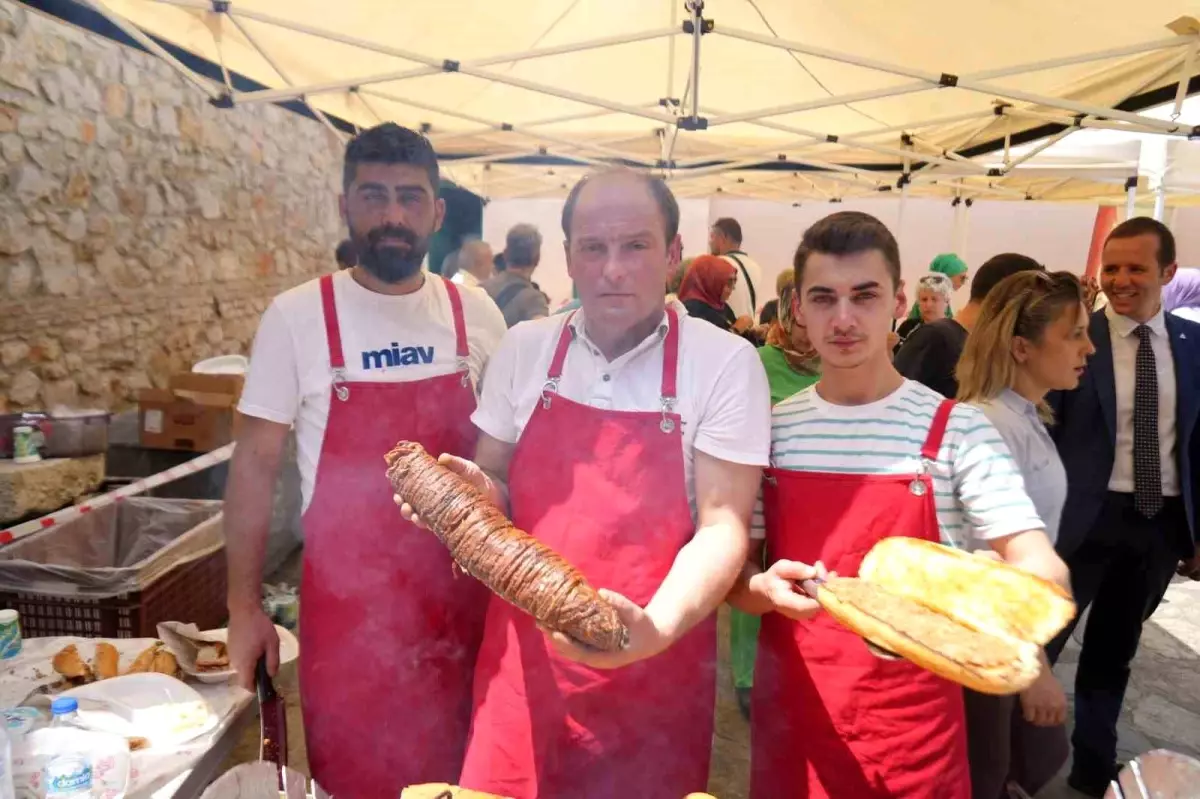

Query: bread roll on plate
[809,537,1075,695]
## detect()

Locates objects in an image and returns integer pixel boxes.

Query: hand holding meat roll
[386,442,630,652]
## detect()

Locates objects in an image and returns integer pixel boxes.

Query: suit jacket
[1048,309,1200,559]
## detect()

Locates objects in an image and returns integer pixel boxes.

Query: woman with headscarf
[1164,266,1200,322]
[678,254,754,336]
[728,278,821,718]
[905,253,968,320]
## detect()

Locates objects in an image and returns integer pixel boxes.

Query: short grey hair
[505,223,542,268]
[918,273,953,303]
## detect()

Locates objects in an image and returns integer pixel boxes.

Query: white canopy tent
[49,0,1200,203]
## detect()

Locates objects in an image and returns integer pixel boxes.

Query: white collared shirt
[1106,305,1179,495]
[975,389,1067,545]
[452,271,480,288]
[472,301,772,513]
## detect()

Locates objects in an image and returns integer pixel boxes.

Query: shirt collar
[566,301,682,362]
[997,388,1040,423]
[1106,303,1167,339]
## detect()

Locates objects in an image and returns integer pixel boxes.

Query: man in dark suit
[1047,217,1200,796]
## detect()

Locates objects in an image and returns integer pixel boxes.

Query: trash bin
[0,498,226,638]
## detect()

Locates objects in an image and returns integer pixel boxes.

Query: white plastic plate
[61,672,218,748]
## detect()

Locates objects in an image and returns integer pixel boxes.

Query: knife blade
[256,656,287,789]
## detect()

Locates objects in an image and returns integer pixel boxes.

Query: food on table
[125,643,160,675]
[93,642,119,680]
[809,537,1076,695]
[193,642,229,672]
[385,441,629,652]
[151,648,179,678]
[401,785,513,799]
[126,737,150,751]
[51,645,94,684]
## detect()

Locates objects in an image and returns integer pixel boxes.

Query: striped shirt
[750,380,1044,549]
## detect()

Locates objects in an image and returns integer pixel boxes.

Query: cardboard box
[138,373,245,452]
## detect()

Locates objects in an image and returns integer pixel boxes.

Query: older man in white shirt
[402,168,770,799]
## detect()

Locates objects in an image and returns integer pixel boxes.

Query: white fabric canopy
[73,0,1200,201]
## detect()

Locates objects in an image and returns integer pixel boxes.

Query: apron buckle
[540,378,560,409]
[457,357,471,388]
[332,369,350,402]
[659,397,676,434]
[908,456,930,496]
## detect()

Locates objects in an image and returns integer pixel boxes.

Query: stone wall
[0,1,344,413]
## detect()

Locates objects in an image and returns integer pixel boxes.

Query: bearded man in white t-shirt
[400,169,771,798]
[225,123,507,797]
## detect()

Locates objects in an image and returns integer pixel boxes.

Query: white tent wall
[483,197,1158,310]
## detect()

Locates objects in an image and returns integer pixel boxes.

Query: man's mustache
[367,225,419,249]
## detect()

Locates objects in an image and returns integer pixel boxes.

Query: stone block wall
[0,1,344,412]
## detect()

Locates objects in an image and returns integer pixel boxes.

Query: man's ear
[338,194,348,224]
[564,239,575,281]
[433,197,447,233]
[1162,260,1178,285]
[893,278,908,321]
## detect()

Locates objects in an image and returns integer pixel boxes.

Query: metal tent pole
[1126,177,1139,218]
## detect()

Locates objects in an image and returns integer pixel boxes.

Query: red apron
[459,308,716,799]
[299,274,488,798]
[750,398,970,799]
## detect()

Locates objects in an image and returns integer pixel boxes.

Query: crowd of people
[226,121,1199,799]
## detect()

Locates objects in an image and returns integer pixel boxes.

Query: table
[0,636,257,798]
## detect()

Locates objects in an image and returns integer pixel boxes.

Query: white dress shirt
[472,301,772,514]
[451,271,481,288]
[1106,305,1179,496]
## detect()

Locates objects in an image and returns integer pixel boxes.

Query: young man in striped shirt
[728,211,1069,799]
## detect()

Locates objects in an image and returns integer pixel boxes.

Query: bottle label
[0,617,21,660]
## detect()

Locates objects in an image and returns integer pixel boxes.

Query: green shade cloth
[427,180,483,275]
[730,347,821,690]
[907,253,966,321]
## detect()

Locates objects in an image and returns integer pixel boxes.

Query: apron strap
[440,276,471,361]
[546,312,576,381]
[920,399,957,461]
[661,305,679,401]
[319,274,345,370]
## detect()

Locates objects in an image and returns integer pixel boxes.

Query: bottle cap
[50,697,78,715]
[0,610,17,623]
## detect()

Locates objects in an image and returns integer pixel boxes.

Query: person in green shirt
[729,278,820,718]
[905,252,968,320]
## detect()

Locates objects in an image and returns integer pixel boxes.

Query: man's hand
[543,589,672,670]
[747,559,830,622]
[228,604,280,691]
[1019,666,1067,727]
[1177,544,1200,580]
[394,453,502,529]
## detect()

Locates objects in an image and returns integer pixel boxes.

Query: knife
[256,656,287,789]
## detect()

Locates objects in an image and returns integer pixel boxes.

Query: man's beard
[354,224,430,284]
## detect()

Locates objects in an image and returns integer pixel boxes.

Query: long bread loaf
[385,442,629,652]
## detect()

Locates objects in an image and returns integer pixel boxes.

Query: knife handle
[255,655,277,703]
[798,577,825,599]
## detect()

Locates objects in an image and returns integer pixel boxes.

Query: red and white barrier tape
[0,443,236,545]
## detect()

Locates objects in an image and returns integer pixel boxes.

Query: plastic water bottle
[43,699,92,798]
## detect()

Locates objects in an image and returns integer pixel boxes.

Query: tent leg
[1125,177,1138,219]
[686,1,704,125]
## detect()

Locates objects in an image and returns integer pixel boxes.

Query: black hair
[342,123,439,192]
[334,239,357,269]
[969,253,1045,302]
[561,169,680,244]
[712,217,743,246]
[1106,216,1176,268]
[793,211,901,287]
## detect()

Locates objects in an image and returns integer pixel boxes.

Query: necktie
[1133,325,1163,517]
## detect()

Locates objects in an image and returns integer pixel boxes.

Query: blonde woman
[955,270,1095,799]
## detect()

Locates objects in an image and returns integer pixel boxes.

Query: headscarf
[766,284,819,373]
[678,255,736,310]
[1163,267,1200,312]
[929,253,968,278]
